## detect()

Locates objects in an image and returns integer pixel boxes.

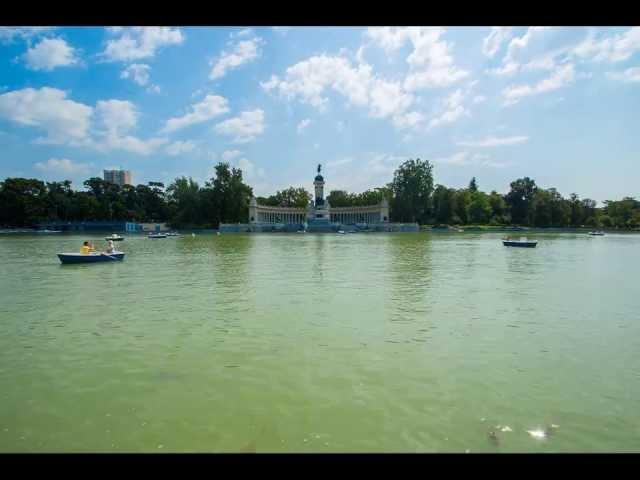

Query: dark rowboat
[503,240,537,248]
[58,252,125,264]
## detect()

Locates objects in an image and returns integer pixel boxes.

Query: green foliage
[468,191,492,224]
[390,158,434,223]
[505,177,538,225]
[2,161,639,230]
[326,188,388,208]
[261,187,312,208]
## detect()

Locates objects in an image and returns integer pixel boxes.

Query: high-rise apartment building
[103,169,133,186]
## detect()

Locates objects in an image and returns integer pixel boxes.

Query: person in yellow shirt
[80,241,95,254]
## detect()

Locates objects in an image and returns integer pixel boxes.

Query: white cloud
[165,140,196,156]
[502,63,575,105]
[472,95,487,104]
[326,157,353,168]
[160,95,230,134]
[0,87,92,145]
[214,109,265,143]
[480,159,511,168]
[336,120,345,132]
[237,158,265,180]
[34,158,90,177]
[486,27,552,76]
[0,27,54,43]
[393,111,425,129]
[232,28,254,38]
[428,89,469,129]
[0,86,168,155]
[23,37,79,71]
[234,157,267,193]
[433,151,510,168]
[482,27,513,58]
[210,36,262,80]
[434,151,470,165]
[147,85,161,94]
[262,54,416,128]
[120,63,151,86]
[366,27,469,90]
[606,66,640,83]
[297,118,311,133]
[325,152,406,192]
[457,135,529,147]
[221,149,242,162]
[95,99,138,136]
[272,27,292,35]
[95,99,167,155]
[103,27,184,62]
[365,27,413,52]
[573,27,640,63]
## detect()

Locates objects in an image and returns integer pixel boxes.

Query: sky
[0,26,638,204]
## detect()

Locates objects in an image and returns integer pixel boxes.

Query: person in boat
[80,241,94,254]
[104,240,115,254]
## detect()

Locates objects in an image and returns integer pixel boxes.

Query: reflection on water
[1,232,640,452]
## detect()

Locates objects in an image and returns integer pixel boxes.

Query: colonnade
[330,212,380,224]
[256,211,306,224]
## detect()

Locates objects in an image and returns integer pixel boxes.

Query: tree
[488,191,508,224]
[469,191,491,224]
[568,193,584,226]
[167,177,202,227]
[603,197,640,228]
[505,177,537,225]
[272,187,312,208]
[0,178,48,226]
[469,177,478,193]
[390,158,434,224]
[204,162,253,226]
[432,185,456,224]
[454,189,471,224]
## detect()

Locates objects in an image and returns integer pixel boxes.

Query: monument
[222,165,417,233]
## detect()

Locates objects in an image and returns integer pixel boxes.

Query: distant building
[103,169,133,186]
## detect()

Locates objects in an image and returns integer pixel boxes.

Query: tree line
[1,158,639,229]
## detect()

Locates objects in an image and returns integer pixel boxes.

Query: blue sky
[0,26,638,203]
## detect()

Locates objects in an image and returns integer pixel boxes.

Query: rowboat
[148,233,167,239]
[58,252,125,264]
[165,232,180,237]
[588,231,605,236]
[503,239,537,248]
[105,233,124,241]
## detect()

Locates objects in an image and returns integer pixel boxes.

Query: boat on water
[337,230,346,235]
[37,229,62,233]
[588,231,605,236]
[165,232,180,237]
[105,233,124,241]
[503,238,538,248]
[148,233,167,239]
[58,252,125,264]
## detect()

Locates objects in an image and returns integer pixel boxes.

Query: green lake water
[1,231,639,452]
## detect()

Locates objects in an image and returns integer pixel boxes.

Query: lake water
[1,231,639,452]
